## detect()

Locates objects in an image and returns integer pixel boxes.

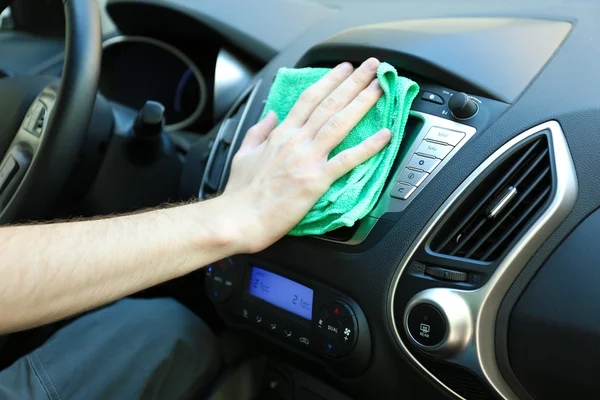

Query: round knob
[404,289,472,357]
[448,92,479,120]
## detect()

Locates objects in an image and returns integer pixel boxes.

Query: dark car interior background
[1,0,599,399]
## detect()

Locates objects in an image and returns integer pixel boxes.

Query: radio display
[248,266,313,320]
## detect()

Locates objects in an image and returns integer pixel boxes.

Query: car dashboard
[3,0,600,399]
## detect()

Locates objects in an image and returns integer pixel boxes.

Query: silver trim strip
[389,121,578,400]
[198,81,262,198]
[101,35,208,132]
[214,48,254,121]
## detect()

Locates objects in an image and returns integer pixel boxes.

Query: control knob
[449,92,479,120]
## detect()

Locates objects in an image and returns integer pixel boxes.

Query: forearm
[0,197,241,334]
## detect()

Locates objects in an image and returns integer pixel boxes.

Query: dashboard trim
[101,35,208,132]
[388,121,578,400]
[218,79,262,191]
[214,48,255,122]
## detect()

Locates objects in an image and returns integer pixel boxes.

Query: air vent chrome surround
[389,121,577,400]
[199,80,262,198]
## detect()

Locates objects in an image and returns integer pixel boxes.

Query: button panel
[316,301,358,358]
[205,259,236,303]
[233,298,359,359]
[205,259,371,376]
[389,118,470,203]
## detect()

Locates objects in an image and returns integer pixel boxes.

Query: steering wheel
[0,0,101,223]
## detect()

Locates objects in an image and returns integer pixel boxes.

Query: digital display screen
[248,267,313,320]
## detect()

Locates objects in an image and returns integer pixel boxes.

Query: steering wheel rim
[0,0,101,223]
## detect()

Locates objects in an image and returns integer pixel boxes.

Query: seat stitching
[27,353,61,400]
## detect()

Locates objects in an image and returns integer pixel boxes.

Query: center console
[205,256,372,377]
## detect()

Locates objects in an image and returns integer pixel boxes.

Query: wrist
[191,194,260,255]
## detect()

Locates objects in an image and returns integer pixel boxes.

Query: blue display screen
[248,267,313,320]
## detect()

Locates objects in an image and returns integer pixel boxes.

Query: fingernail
[335,62,353,73]
[378,128,392,140]
[369,79,381,90]
[364,57,380,71]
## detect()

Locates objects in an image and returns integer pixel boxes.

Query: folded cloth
[261,62,419,236]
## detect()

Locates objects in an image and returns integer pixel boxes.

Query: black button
[218,268,235,300]
[238,306,252,321]
[337,318,357,356]
[266,316,280,335]
[324,318,342,340]
[409,261,426,275]
[223,268,235,288]
[212,274,225,286]
[425,266,468,283]
[209,287,223,301]
[254,311,266,327]
[281,326,296,341]
[296,331,312,348]
[421,91,444,105]
[407,304,447,347]
[469,272,483,285]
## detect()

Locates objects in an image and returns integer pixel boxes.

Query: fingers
[303,58,380,135]
[238,111,278,152]
[325,128,392,181]
[312,79,383,154]
[284,62,354,127]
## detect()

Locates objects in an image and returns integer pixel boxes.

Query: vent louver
[201,106,245,197]
[430,135,553,262]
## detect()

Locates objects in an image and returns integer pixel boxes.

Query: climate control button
[407,304,447,347]
[316,300,358,358]
[404,289,473,357]
[205,258,235,303]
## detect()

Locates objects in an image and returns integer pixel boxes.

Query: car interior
[0,0,598,399]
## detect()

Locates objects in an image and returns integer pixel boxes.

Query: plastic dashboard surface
[113,0,600,399]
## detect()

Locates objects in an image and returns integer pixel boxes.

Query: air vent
[419,357,499,400]
[201,106,245,197]
[199,81,261,199]
[430,135,553,262]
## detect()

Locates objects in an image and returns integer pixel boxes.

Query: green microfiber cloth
[261,62,420,236]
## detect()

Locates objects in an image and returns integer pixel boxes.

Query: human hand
[221,58,390,253]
